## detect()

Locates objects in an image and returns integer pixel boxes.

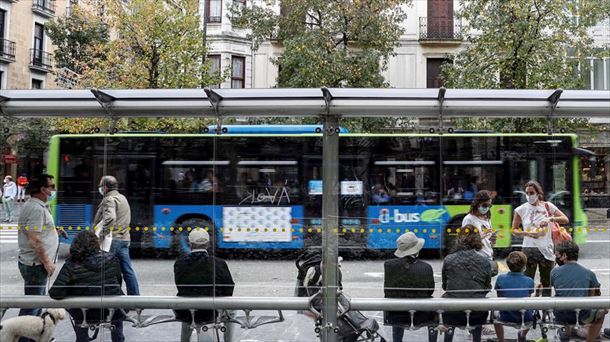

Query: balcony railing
[32,0,56,17]
[29,48,54,72]
[207,15,222,23]
[0,39,16,63]
[419,17,462,41]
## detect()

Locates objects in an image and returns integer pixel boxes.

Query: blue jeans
[110,240,140,295]
[74,321,124,342]
[18,262,48,342]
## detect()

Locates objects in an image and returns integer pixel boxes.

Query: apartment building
[0,0,77,90]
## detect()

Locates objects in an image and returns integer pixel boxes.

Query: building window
[208,54,221,88]
[0,10,6,39]
[426,58,449,88]
[231,56,245,88]
[34,23,44,51]
[206,0,222,23]
[32,79,43,89]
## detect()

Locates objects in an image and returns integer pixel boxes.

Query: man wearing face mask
[16,174,59,342]
[93,175,140,295]
[512,180,569,297]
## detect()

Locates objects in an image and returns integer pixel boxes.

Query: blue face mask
[48,190,57,201]
[478,206,490,215]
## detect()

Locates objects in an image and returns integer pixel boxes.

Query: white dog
[0,308,65,342]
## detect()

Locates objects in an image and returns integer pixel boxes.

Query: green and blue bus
[46,126,589,252]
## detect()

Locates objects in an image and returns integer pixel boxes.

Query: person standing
[16,174,59,342]
[94,175,140,295]
[384,232,438,342]
[49,231,125,342]
[462,190,498,275]
[174,228,235,342]
[17,174,29,202]
[512,180,569,296]
[3,175,17,222]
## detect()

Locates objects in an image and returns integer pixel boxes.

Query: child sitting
[493,251,535,342]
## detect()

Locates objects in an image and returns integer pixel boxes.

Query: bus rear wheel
[169,218,217,257]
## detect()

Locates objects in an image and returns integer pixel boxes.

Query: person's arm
[100,197,117,237]
[220,261,235,297]
[511,211,526,237]
[548,205,569,225]
[425,264,435,297]
[441,259,448,291]
[588,273,601,297]
[25,230,55,276]
[49,263,73,299]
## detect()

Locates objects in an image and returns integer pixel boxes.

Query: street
[1,215,609,341]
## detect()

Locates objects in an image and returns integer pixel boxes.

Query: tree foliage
[46,4,109,75]
[441,0,610,132]
[233,0,410,88]
[232,0,411,130]
[51,0,224,134]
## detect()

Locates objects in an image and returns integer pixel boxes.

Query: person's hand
[539,219,549,228]
[56,227,68,239]
[489,232,497,246]
[44,262,56,276]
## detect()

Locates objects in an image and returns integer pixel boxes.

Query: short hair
[452,224,483,252]
[190,242,209,250]
[28,174,54,195]
[4,175,12,181]
[524,180,544,201]
[556,240,579,261]
[100,175,119,191]
[69,231,101,263]
[506,251,527,272]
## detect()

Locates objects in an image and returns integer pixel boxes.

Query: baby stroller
[295,251,386,342]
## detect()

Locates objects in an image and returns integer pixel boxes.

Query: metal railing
[29,48,54,71]
[32,0,56,16]
[0,39,16,62]
[419,17,462,40]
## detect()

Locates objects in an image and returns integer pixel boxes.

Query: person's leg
[538,258,555,297]
[523,248,538,280]
[443,327,454,342]
[110,240,140,295]
[222,310,237,342]
[586,315,606,342]
[110,320,125,342]
[392,326,405,342]
[181,322,193,342]
[493,323,505,342]
[6,198,14,221]
[73,324,92,342]
[470,326,482,342]
[518,328,529,342]
[428,326,438,342]
[17,263,47,317]
[18,263,48,342]
[2,200,9,221]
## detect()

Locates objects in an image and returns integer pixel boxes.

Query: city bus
[46,126,590,253]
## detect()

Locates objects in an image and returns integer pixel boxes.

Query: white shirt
[514,201,557,261]
[3,181,17,199]
[462,213,494,259]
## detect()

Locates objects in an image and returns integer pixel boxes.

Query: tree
[441,0,610,132]
[52,0,225,133]
[232,0,412,131]
[46,3,109,75]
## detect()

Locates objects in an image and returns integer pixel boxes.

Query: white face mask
[478,206,490,215]
[98,187,105,196]
[527,194,538,205]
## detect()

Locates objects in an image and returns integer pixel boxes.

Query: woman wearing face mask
[462,190,495,262]
[512,180,569,296]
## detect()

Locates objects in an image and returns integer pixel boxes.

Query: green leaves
[233,0,410,88]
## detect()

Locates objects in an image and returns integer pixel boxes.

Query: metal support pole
[321,88,339,342]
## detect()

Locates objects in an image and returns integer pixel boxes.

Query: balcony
[419,17,463,44]
[0,39,16,63]
[32,0,55,17]
[29,48,54,73]
[206,15,221,24]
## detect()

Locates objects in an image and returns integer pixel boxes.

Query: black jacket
[49,251,124,323]
[174,251,235,323]
[442,249,492,298]
[384,257,436,325]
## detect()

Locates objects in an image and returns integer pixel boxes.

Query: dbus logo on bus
[379,209,420,224]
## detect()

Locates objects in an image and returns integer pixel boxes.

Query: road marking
[0,228,18,244]
[584,240,610,243]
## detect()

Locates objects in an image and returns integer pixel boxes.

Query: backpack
[295,250,342,297]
